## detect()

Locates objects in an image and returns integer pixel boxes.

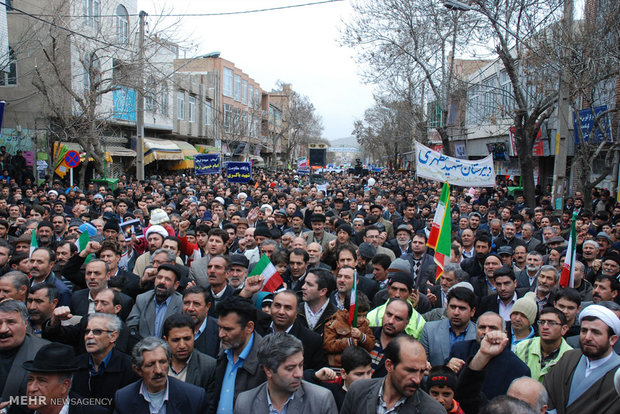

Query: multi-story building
[173,55,270,166]
[0,0,180,180]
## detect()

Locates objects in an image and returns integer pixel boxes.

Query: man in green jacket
[514,307,572,382]
[367,272,425,339]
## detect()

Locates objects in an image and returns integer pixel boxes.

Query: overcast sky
[137,0,375,142]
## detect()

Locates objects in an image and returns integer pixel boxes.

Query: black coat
[61,254,141,298]
[42,316,137,355]
[193,316,220,358]
[296,299,338,337]
[114,377,209,414]
[70,288,134,321]
[288,320,328,371]
[72,348,139,408]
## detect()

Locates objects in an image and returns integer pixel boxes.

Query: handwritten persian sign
[415,141,496,187]
[226,162,252,183]
[194,154,221,175]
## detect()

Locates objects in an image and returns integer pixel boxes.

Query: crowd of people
[0,168,619,414]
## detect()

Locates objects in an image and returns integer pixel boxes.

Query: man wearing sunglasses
[71,313,138,410]
[514,307,572,382]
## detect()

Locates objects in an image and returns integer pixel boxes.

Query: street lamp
[443,0,471,11]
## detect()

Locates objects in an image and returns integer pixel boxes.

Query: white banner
[415,141,496,187]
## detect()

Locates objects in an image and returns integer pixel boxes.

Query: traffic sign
[65,151,80,168]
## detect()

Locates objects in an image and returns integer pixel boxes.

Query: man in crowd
[514,307,572,382]
[113,337,209,413]
[234,333,338,413]
[162,314,216,411]
[421,287,477,366]
[341,335,445,413]
[543,304,620,413]
[126,264,183,338]
[182,285,219,358]
[298,268,337,337]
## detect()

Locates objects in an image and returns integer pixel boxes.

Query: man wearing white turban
[543,304,620,414]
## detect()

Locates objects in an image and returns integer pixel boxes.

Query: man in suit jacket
[234,332,337,414]
[214,297,267,413]
[420,287,478,366]
[126,264,183,338]
[43,288,137,355]
[256,290,328,371]
[163,314,217,413]
[340,335,445,414]
[71,313,139,409]
[477,266,526,320]
[0,300,49,414]
[113,337,209,414]
[303,213,336,251]
[182,285,220,358]
[61,240,141,299]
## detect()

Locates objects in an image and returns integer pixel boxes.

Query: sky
[137,0,375,142]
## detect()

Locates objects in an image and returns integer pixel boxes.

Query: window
[0,47,17,86]
[177,91,185,120]
[145,75,156,111]
[241,111,248,135]
[254,89,260,108]
[233,108,241,133]
[223,68,233,97]
[188,96,196,122]
[224,104,232,132]
[234,75,241,101]
[160,82,169,116]
[84,0,101,29]
[116,5,129,44]
[82,52,101,102]
[248,85,254,106]
[242,79,248,105]
[205,101,213,125]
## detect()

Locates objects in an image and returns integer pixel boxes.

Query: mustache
[0,333,12,339]
[152,374,165,380]
[156,284,167,289]
[85,339,97,346]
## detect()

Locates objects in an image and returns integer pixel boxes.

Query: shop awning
[168,140,198,170]
[106,146,136,158]
[144,138,184,165]
[195,144,220,154]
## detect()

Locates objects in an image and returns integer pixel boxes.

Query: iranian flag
[248,254,284,293]
[427,182,451,281]
[29,230,37,258]
[348,272,358,327]
[560,211,578,288]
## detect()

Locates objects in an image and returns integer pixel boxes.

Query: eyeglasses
[537,320,562,327]
[84,329,113,336]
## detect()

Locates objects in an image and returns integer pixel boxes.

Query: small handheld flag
[349,273,358,327]
[248,254,284,292]
[427,182,451,281]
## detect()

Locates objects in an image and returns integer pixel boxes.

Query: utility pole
[551,0,573,212]
[135,10,147,181]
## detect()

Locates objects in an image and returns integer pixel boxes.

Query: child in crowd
[323,293,375,367]
[427,365,465,414]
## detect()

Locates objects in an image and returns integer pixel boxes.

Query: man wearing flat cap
[303,213,335,251]
[543,304,620,414]
[20,343,107,413]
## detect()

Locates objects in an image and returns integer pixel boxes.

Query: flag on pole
[29,230,38,258]
[248,254,284,292]
[348,273,358,327]
[560,211,578,288]
[427,182,451,281]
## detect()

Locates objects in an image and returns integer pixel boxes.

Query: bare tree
[545,0,620,207]
[9,0,183,186]
[271,82,323,167]
[352,98,424,169]
[341,0,480,156]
